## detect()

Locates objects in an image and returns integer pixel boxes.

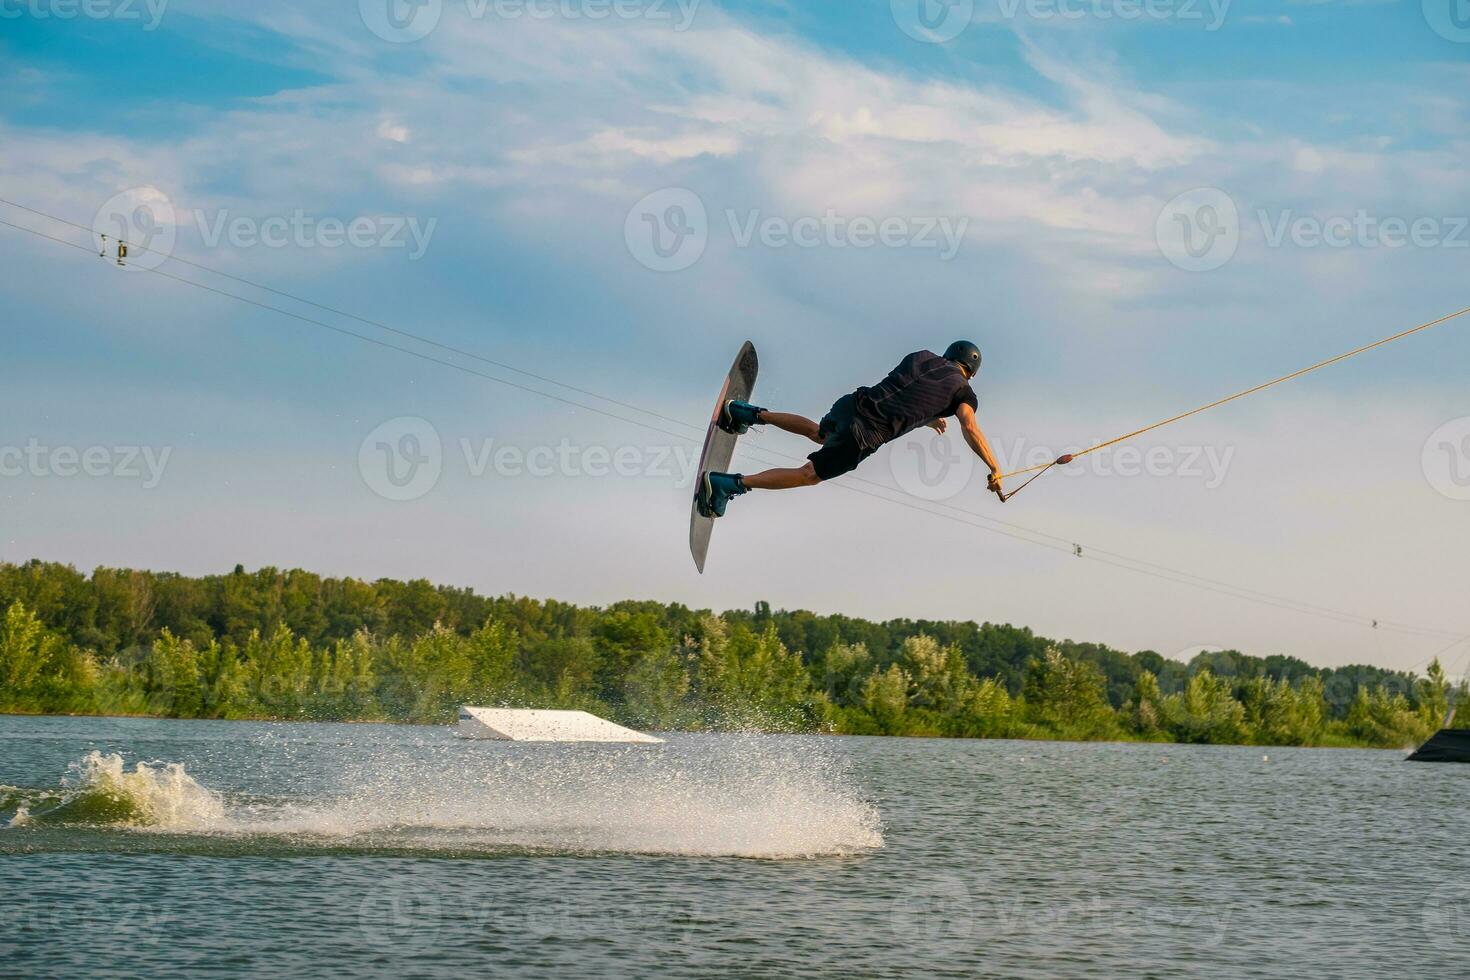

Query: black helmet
[943,340,982,377]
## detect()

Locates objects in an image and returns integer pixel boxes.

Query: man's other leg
[741,461,821,490]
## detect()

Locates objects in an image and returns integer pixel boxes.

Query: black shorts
[808,393,877,482]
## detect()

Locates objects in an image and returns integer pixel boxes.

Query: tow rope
[997,304,1470,502]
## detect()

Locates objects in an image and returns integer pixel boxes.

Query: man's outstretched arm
[955,403,1005,499]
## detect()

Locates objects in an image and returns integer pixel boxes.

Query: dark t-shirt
[850,350,978,449]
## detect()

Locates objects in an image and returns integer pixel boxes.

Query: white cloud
[377,117,411,143]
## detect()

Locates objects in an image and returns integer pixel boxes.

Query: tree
[1417,659,1452,730]
[145,630,202,718]
[1128,670,1163,737]
[902,635,974,714]
[0,600,61,704]
[697,622,818,730]
[820,642,872,707]
[1241,676,1324,746]
[1161,669,1247,744]
[1022,648,1115,739]
[1345,684,1429,747]
[862,664,910,734]
[0,559,1451,749]
[622,645,691,730]
[465,619,517,698]
[244,625,316,718]
[593,611,668,701]
[519,635,601,708]
[953,676,1013,738]
[197,638,251,718]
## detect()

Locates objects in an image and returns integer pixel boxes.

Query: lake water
[1,714,1466,978]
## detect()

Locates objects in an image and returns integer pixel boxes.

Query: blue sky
[1,0,1468,671]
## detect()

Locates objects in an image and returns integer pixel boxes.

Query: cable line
[0,197,704,435]
[998,305,1470,498]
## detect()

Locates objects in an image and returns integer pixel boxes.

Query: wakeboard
[689,341,759,573]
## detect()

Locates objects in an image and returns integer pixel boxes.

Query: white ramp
[457,707,663,744]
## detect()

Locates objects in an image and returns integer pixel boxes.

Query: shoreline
[0,710,1414,752]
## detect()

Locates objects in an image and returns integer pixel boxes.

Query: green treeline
[0,560,1457,748]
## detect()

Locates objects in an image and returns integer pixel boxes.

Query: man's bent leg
[758,411,823,445]
[742,461,821,490]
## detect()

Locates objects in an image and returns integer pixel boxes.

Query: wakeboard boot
[718,400,766,435]
[697,471,748,518]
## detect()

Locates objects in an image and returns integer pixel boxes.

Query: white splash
[61,751,225,829]
[10,736,884,860]
[233,734,885,858]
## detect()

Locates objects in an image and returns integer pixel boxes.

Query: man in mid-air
[697,341,1005,517]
